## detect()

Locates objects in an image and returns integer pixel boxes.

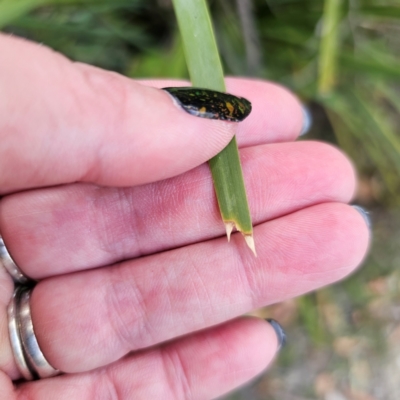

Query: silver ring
[7,286,34,380]
[8,286,60,380]
[0,236,30,284]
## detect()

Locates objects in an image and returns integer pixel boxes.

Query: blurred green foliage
[2,0,400,398]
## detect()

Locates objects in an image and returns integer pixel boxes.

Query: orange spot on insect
[226,102,234,116]
[199,106,206,113]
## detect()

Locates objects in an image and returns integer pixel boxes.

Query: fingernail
[266,319,286,350]
[352,205,372,230]
[162,87,252,122]
[300,104,312,136]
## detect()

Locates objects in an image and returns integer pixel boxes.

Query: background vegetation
[1,0,400,398]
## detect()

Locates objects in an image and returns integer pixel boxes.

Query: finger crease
[161,347,193,400]
[106,268,153,353]
[95,368,121,400]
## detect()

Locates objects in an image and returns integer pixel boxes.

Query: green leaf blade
[171,0,255,253]
[208,137,253,235]
[171,0,225,91]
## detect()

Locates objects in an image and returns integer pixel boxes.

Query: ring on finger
[0,235,31,284]
[8,285,60,380]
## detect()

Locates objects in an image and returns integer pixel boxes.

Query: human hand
[0,34,369,399]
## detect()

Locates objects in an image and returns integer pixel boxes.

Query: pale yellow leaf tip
[244,235,257,257]
[225,222,235,242]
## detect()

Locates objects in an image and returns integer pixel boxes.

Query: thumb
[0,34,240,194]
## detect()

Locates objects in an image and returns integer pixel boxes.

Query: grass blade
[171,0,255,254]
[318,0,343,95]
[0,0,48,27]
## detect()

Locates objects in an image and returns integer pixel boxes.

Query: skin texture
[0,33,370,399]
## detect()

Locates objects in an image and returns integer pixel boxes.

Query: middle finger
[0,141,355,279]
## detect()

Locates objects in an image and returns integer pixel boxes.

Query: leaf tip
[244,234,257,257]
[225,222,235,242]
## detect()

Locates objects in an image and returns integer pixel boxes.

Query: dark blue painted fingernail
[163,87,252,122]
[352,205,372,230]
[300,104,312,136]
[266,319,286,350]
